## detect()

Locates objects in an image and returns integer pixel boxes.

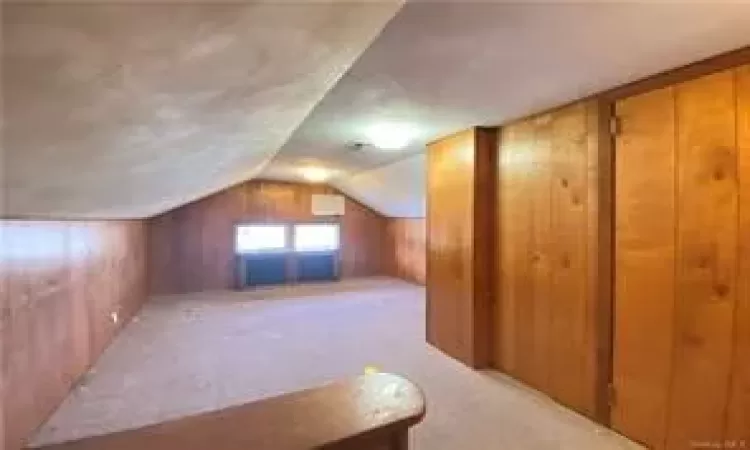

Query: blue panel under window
[244,253,288,286]
[296,252,337,282]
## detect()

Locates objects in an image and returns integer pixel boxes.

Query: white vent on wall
[311,194,345,216]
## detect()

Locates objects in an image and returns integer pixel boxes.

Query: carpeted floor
[31,277,642,449]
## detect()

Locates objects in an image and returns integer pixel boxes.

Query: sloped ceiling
[334,153,426,218]
[1,1,402,218]
[261,2,750,217]
[4,2,750,219]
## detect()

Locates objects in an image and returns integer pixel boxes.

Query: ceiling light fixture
[300,166,331,183]
[364,122,416,150]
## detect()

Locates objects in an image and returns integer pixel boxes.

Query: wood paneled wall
[383,218,426,285]
[427,128,497,368]
[613,67,750,450]
[420,48,750,444]
[729,63,750,448]
[148,180,387,295]
[0,220,148,450]
[493,101,602,418]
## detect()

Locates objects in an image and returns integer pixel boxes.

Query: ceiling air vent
[347,142,369,152]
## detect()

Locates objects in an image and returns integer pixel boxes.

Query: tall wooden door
[493,102,601,418]
[613,67,749,449]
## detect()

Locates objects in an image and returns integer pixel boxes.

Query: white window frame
[292,222,341,253]
[234,223,289,254]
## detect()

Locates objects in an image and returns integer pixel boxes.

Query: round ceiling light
[300,166,331,183]
[364,122,416,150]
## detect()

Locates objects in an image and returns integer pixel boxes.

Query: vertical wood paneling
[527,115,553,392]
[587,101,608,422]
[1,220,147,450]
[613,67,749,450]
[667,70,738,450]
[613,86,677,448]
[494,101,600,417]
[427,130,476,364]
[548,103,591,413]
[426,128,496,367]
[473,127,498,368]
[148,180,386,295]
[383,218,426,285]
[340,198,386,278]
[496,121,532,376]
[727,64,750,445]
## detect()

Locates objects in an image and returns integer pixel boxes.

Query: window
[293,223,340,252]
[235,225,287,253]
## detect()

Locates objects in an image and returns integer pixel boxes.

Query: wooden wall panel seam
[473,127,498,368]
[148,180,387,296]
[720,66,741,448]
[593,99,615,425]
[612,67,748,450]
[383,218,426,285]
[493,102,600,419]
[2,220,148,450]
[660,82,679,450]
[667,69,738,450]
[725,64,750,445]
[613,85,679,449]
[426,128,496,368]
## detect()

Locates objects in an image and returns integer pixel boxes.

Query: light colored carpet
[31,277,642,450]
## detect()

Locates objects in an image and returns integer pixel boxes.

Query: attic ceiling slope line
[331,153,426,219]
[329,146,426,182]
[260,2,750,217]
[2,1,404,219]
[249,2,407,185]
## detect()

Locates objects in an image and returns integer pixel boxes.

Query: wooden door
[613,67,748,450]
[494,102,600,418]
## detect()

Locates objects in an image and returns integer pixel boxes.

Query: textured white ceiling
[4,2,750,219]
[261,2,750,217]
[2,2,402,218]
[332,153,426,218]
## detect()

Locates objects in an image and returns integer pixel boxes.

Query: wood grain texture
[426,128,496,368]
[472,127,498,368]
[667,69,738,450]
[613,86,677,449]
[494,101,600,418]
[384,219,425,285]
[726,63,750,446]
[495,119,532,378]
[601,46,750,104]
[589,100,611,425]
[148,180,386,295]
[30,373,425,450]
[1,220,148,450]
[340,198,387,279]
[548,103,592,413]
[521,115,553,392]
[613,67,749,450]
[427,130,476,366]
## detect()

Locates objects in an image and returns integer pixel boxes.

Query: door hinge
[609,116,622,136]
[608,383,617,407]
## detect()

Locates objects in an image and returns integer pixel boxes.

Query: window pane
[294,224,340,252]
[236,225,287,253]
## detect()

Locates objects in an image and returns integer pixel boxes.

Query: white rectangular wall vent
[311,194,345,216]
